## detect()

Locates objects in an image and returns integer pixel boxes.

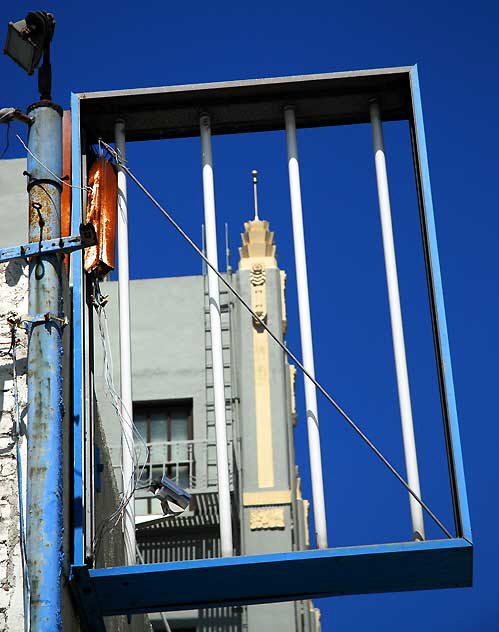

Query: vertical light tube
[200,114,233,557]
[369,99,425,541]
[284,107,328,550]
[115,120,136,564]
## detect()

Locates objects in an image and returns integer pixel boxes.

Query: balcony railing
[109,439,235,496]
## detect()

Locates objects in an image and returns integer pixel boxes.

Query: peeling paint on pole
[26,102,64,632]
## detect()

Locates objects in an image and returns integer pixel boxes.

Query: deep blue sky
[2,2,498,630]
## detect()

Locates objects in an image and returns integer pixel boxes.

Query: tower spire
[252,169,259,220]
[239,168,277,267]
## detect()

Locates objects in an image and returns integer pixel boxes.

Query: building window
[134,400,193,515]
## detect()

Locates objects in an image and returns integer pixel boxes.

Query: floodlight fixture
[149,475,192,516]
[0,107,32,125]
[4,11,55,100]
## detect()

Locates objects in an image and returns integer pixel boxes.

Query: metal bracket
[68,566,106,632]
[0,223,97,264]
[94,446,104,493]
[22,312,69,336]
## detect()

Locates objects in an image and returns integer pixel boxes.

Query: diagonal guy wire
[99,138,453,540]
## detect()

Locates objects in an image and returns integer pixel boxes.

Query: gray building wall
[0,156,319,630]
[94,275,206,449]
[0,158,152,632]
[0,159,27,249]
[93,256,318,631]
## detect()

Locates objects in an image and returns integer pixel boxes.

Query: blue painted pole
[26,101,64,631]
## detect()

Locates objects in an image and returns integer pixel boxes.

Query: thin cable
[99,139,452,540]
[91,278,149,561]
[95,282,148,477]
[93,312,148,557]
[9,320,30,631]
[92,305,142,560]
[16,134,92,193]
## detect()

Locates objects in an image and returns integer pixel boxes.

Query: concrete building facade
[95,213,320,631]
[0,157,319,631]
[0,158,152,632]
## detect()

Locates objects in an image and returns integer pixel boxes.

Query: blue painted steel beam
[409,65,472,542]
[0,230,96,263]
[70,92,85,566]
[68,564,106,632]
[68,71,474,632]
[70,539,472,628]
[26,102,64,631]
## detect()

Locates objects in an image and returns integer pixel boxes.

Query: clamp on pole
[21,312,68,336]
[0,222,97,264]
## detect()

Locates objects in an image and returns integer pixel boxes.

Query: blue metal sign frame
[70,538,471,632]
[409,66,471,541]
[70,91,85,567]
[68,66,472,630]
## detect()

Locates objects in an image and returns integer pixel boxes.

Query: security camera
[149,475,192,516]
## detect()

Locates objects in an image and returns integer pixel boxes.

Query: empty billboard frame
[68,66,472,631]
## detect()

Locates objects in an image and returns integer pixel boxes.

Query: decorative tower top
[239,169,277,270]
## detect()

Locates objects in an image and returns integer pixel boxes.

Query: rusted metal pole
[26,101,64,631]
